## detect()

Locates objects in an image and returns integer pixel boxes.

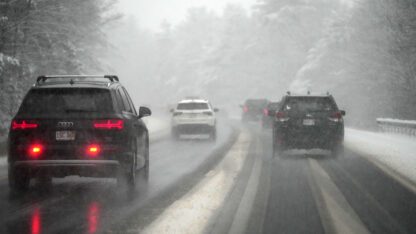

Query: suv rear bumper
[274,127,344,149]
[173,124,215,134]
[11,160,120,178]
[172,118,215,126]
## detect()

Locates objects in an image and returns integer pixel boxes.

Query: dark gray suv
[8,75,151,192]
[272,93,345,156]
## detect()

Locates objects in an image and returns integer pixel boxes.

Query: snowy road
[1,121,416,233]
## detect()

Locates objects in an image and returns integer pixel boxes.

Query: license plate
[303,119,315,126]
[56,131,76,141]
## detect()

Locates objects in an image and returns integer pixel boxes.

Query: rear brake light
[275,111,289,122]
[329,112,343,122]
[243,106,248,113]
[203,111,213,116]
[28,144,43,159]
[93,120,123,130]
[86,144,101,157]
[12,120,38,130]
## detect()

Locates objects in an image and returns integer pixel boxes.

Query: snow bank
[345,128,416,185]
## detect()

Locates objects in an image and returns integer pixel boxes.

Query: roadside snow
[142,132,251,234]
[345,128,416,186]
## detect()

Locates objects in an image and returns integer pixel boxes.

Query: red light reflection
[31,207,41,234]
[88,202,100,234]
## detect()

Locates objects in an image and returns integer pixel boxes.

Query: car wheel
[171,128,180,141]
[138,137,150,182]
[9,167,30,192]
[118,146,137,188]
[210,127,217,141]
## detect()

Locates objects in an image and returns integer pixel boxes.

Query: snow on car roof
[178,99,209,103]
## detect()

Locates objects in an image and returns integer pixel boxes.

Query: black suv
[241,99,269,122]
[272,93,345,156]
[8,75,151,192]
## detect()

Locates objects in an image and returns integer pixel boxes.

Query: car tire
[138,137,150,182]
[117,145,137,188]
[171,128,180,141]
[8,167,30,192]
[210,127,217,141]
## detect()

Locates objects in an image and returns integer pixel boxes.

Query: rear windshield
[268,102,280,109]
[245,99,268,107]
[282,97,336,113]
[177,102,209,110]
[18,88,114,114]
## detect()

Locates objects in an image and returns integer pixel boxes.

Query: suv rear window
[18,88,114,114]
[245,99,268,108]
[283,97,336,113]
[177,102,209,110]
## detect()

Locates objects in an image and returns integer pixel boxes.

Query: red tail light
[275,111,289,122]
[12,120,38,130]
[28,144,43,159]
[86,144,101,157]
[93,119,123,130]
[329,112,343,122]
[263,108,269,116]
[243,106,248,113]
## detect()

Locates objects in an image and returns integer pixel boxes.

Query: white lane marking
[228,140,262,234]
[142,132,251,234]
[308,159,370,234]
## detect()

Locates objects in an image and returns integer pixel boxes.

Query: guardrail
[376,118,416,137]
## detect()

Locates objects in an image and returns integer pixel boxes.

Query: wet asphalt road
[1,121,416,234]
[0,121,235,234]
[244,124,416,234]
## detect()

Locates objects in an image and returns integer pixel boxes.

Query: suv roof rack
[36,75,119,86]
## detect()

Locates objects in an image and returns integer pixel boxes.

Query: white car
[171,99,218,140]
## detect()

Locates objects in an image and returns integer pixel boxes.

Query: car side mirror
[213,108,219,112]
[340,110,346,116]
[139,106,152,118]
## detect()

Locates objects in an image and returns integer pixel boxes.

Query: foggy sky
[117,0,256,30]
